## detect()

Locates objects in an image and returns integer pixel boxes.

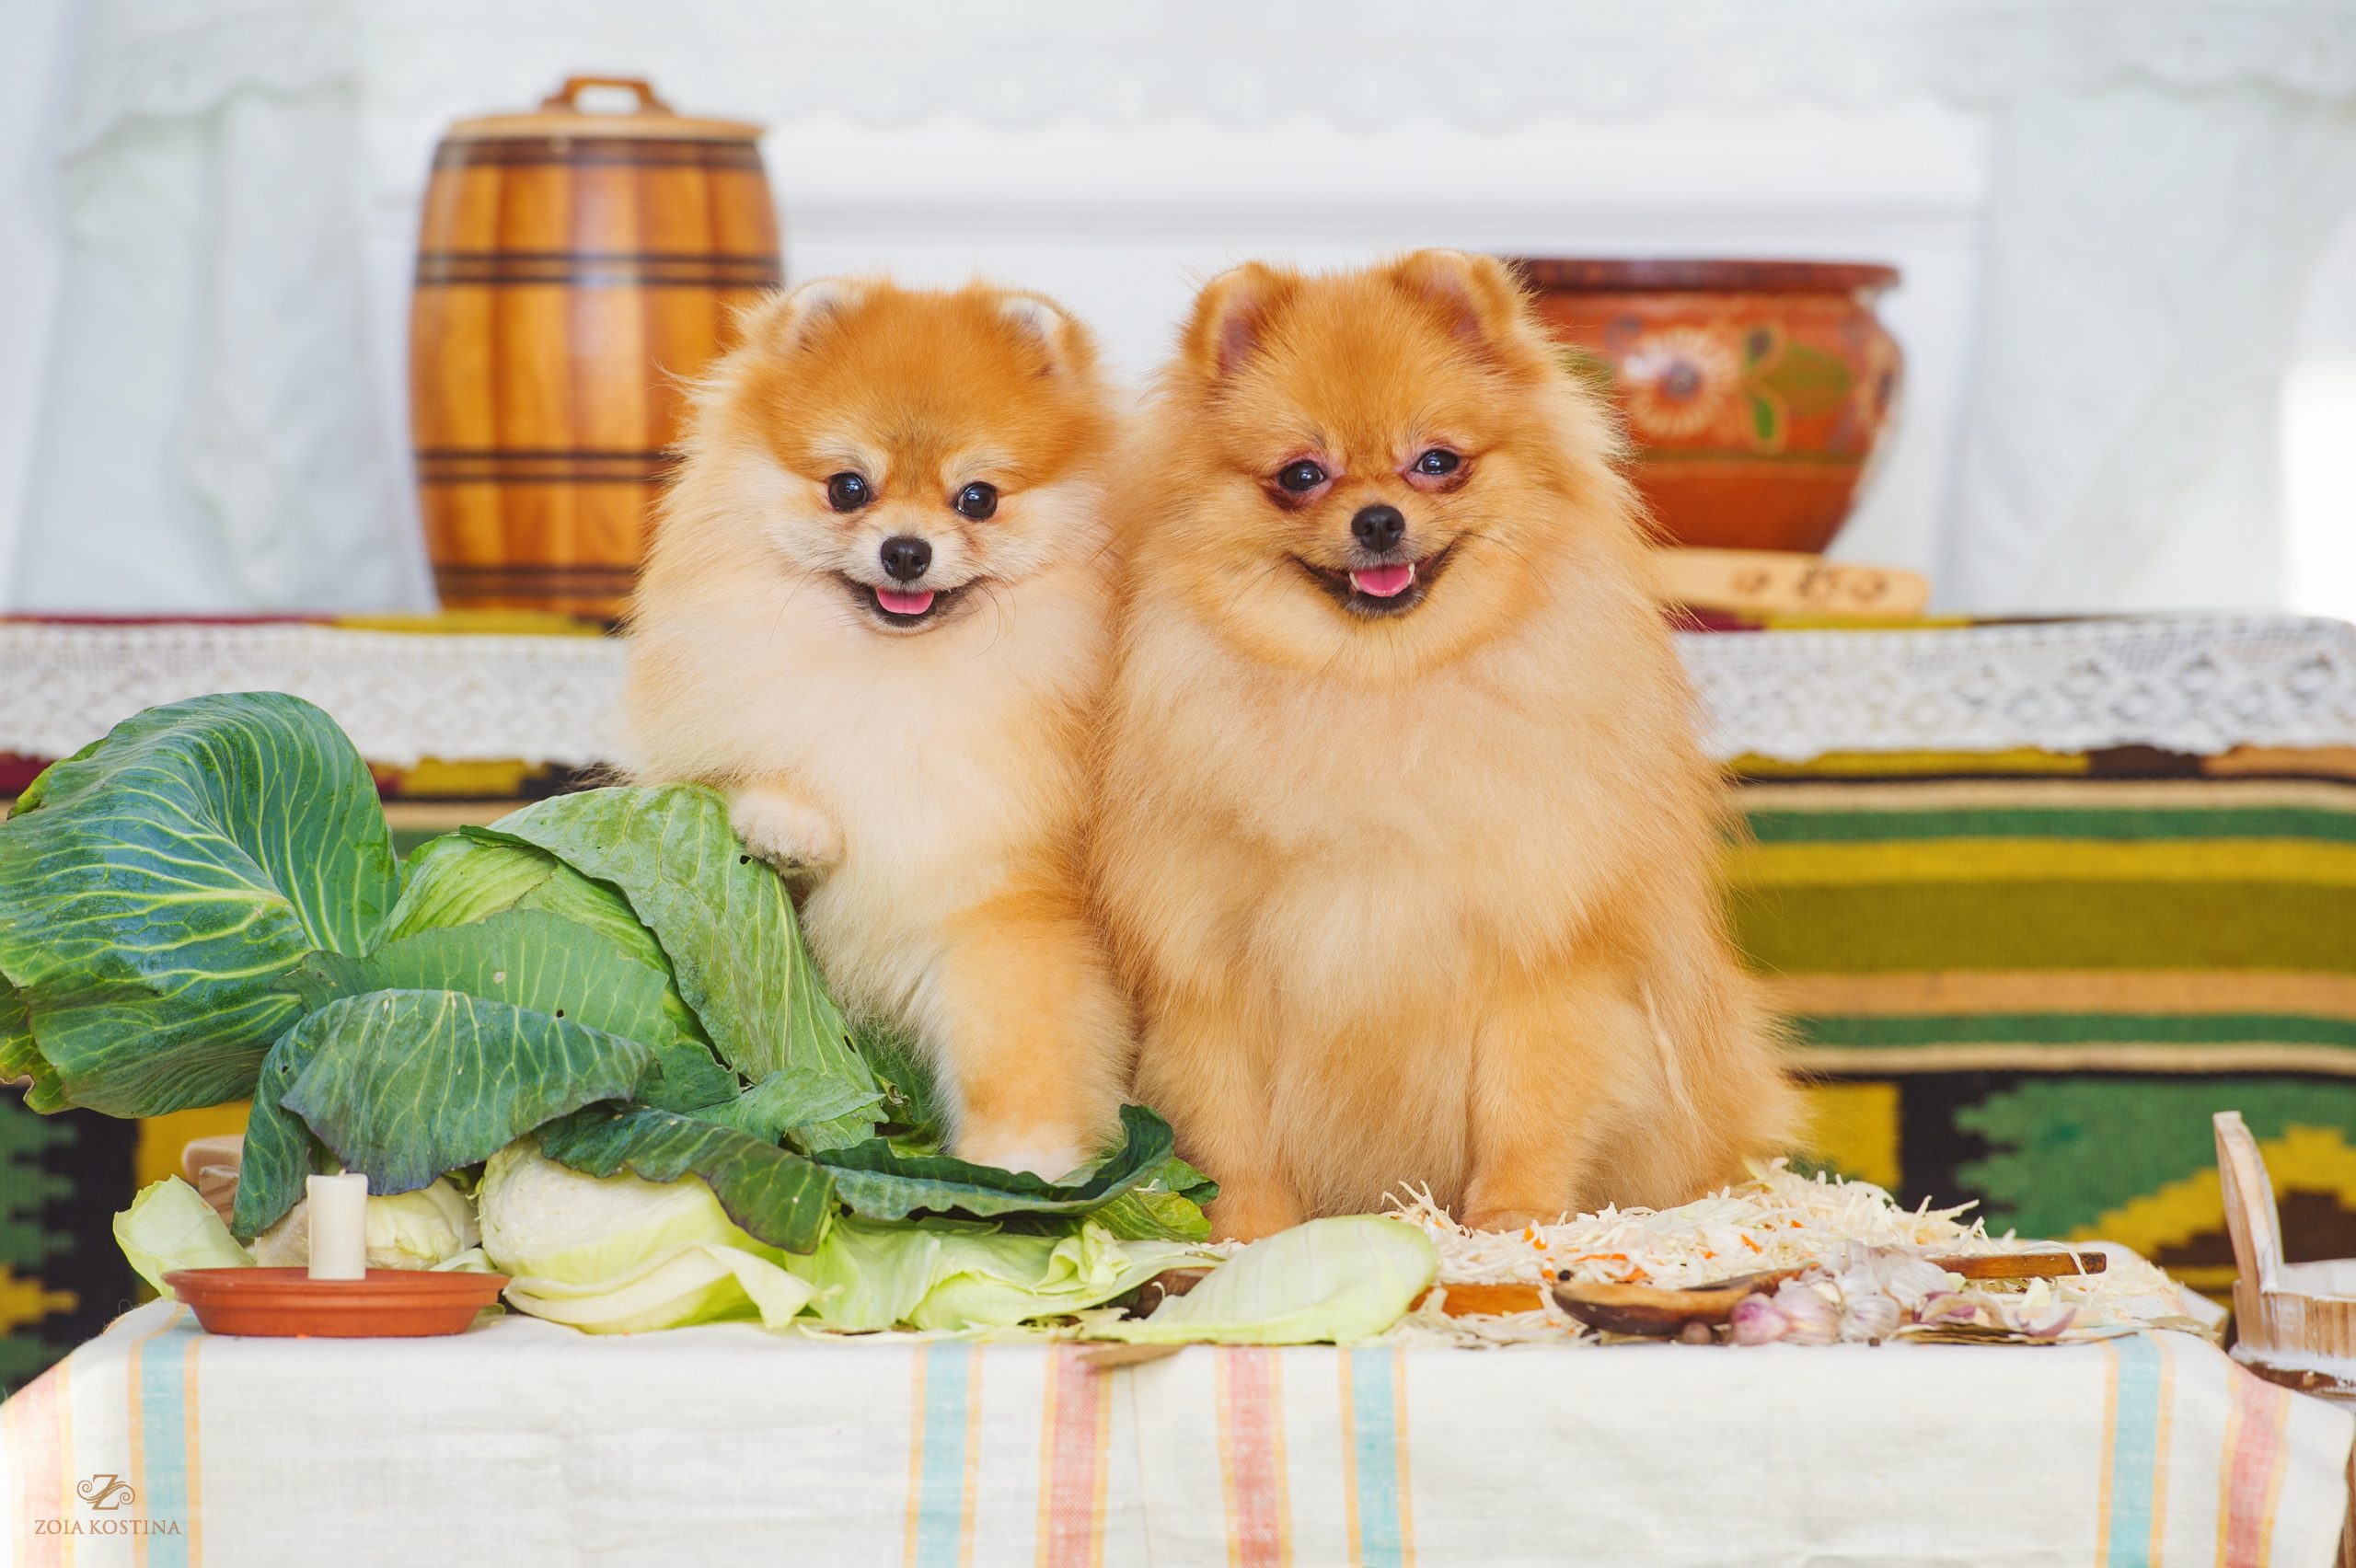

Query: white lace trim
[1683,615,2356,763]
[2,616,2351,773]
[0,623,627,772]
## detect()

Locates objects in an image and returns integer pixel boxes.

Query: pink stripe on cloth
[7,1357,70,1568]
[1216,1348,1289,1568]
[1036,1347,1112,1568]
[2217,1366,2294,1567]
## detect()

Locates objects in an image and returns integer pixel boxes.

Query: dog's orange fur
[1094,252,1796,1239]
[623,279,1128,1178]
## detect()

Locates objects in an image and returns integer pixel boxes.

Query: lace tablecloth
[1,615,2351,770]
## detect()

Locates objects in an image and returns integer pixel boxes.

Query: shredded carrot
[1740,1235,1762,1253]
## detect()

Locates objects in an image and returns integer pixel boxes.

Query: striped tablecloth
[3,1303,2349,1567]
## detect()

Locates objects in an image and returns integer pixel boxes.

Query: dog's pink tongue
[876,586,936,615]
[1349,562,1416,599]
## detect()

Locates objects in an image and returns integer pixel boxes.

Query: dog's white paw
[727,788,844,875]
[958,1137,1088,1183]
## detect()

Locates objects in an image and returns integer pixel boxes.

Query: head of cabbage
[477,1141,816,1332]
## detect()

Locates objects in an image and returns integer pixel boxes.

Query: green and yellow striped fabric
[1736,766,2356,1297]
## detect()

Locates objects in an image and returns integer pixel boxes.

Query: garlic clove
[2015,1302,2077,1341]
[1913,1290,1981,1327]
[1840,1291,1902,1343]
[1772,1278,1841,1345]
[1729,1292,1789,1345]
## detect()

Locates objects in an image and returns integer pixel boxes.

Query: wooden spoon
[1550,1249,2104,1337]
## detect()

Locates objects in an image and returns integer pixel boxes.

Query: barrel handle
[541,76,674,115]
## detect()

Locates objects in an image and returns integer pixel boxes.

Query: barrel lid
[442,75,763,144]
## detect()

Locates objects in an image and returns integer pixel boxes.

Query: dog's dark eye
[1414,449,1461,476]
[826,473,870,512]
[953,481,998,521]
[1277,460,1327,493]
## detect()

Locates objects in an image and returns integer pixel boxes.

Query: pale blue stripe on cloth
[136,1309,200,1567]
[1348,1346,1409,1568]
[2104,1332,2165,1566]
[911,1342,976,1568]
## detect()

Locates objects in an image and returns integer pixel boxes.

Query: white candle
[306,1172,369,1281]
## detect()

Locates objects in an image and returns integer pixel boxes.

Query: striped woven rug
[1741,750,2356,1300]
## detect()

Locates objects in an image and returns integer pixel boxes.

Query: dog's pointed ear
[1182,262,1299,382]
[997,291,1097,379]
[766,276,868,350]
[1383,250,1545,376]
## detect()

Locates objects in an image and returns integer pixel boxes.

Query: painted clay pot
[1510,259,1901,554]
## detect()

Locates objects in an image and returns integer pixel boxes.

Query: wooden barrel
[410,76,782,617]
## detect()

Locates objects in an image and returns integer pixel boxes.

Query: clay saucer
[165,1267,509,1338]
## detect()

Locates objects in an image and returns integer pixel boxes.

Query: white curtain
[15,0,422,610]
[1945,81,2356,610]
[10,0,2356,613]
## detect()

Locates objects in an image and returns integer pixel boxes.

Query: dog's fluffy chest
[630,571,1107,1014]
[1132,615,1652,992]
[780,590,1103,1004]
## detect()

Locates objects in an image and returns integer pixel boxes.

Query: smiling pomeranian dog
[623,277,1128,1178]
[1094,251,1795,1238]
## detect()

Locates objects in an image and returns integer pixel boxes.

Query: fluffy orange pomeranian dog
[1094,251,1795,1239]
[623,278,1128,1178]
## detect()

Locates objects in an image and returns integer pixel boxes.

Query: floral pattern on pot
[1514,259,1902,557]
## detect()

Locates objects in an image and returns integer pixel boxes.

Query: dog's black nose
[1351,504,1406,554]
[879,536,932,582]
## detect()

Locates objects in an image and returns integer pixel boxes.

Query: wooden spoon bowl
[1551,1250,2104,1337]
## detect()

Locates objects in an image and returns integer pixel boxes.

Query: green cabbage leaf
[485,788,880,1147]
[1085,1216,1437,1344]
[114,1177,253,1297]
[788,1216,1207,1332]
[814,1102,1175,1222]
[0,694,397,1113]
[537,1105,835,1254]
